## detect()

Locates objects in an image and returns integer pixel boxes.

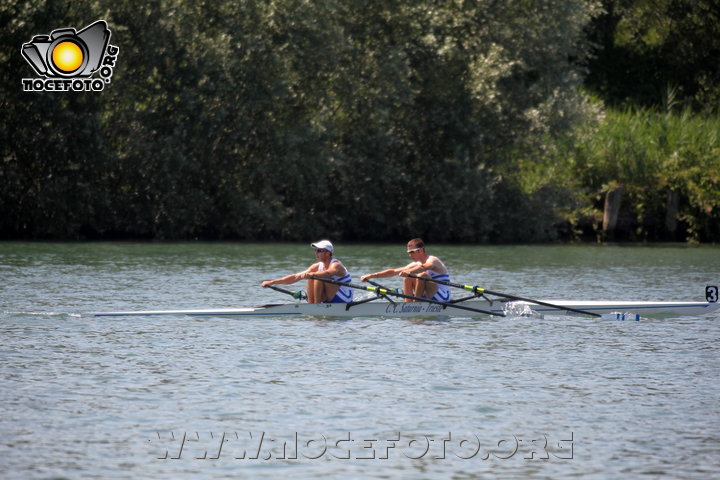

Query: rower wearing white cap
[261,240,353,304]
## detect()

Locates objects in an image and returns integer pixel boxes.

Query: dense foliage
[524,102,720,243]
[1,0,718,242]
[586,0,720,112]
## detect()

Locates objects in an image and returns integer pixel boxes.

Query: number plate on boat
[706,286,718,303]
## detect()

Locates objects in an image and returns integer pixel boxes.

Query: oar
[366,279,399,295]
[366,279,403,304]
[309,276,503,316]
[404,273,601,318]
[266,284,307,301]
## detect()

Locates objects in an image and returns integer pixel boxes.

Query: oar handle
[309,276,502,316]
[267,284,307,300]
[405,273,600,318]
[367,279,400,293]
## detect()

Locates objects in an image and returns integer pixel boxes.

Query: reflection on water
[1,243,719,479]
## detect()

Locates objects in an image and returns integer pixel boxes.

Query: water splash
[502,301,541,318]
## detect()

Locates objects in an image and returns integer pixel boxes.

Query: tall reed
[570,105,720,241]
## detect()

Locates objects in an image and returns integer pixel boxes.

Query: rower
[360,238,451,302]
[261,240,353,304]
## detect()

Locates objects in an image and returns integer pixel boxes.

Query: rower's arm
[398,261,428,276]
[361,263,415,281]
[403,257,444,275]
[361,268,398,281]
[262,264,319,286]
[262,273,303,286]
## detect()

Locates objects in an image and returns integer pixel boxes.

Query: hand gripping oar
[404,273,601,318]
[309,276,503,317]
[266,284,307,301]
[366,279,408,306]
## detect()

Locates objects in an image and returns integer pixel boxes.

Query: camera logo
[21,20,119,92]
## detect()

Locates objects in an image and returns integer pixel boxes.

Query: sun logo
[52,41,85,73]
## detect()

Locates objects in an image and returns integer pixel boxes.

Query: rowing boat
[91,297,719,319]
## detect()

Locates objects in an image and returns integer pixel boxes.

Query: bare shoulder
[330,259,348,274]
[426,255,448,274]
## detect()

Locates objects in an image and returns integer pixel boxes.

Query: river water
[1,242,719,479]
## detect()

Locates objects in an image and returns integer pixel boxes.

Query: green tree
[2,0,604,242]
[586,0,720,112]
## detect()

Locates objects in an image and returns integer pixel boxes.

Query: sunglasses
[407,248,421,254]
[315,249,329,253]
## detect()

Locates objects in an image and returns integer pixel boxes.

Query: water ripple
[1,243,719,479]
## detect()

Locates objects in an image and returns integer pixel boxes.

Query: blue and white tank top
[318,259,353,302]
[427,269,451,302]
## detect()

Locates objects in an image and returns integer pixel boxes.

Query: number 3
[707,286,719,303]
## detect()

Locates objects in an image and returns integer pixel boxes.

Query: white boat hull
[91,298,719,319]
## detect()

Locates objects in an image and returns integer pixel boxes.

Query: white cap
[310,240,334,252]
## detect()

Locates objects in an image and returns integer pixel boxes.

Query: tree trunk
[602,183,623,240]
[665,189,679,239]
